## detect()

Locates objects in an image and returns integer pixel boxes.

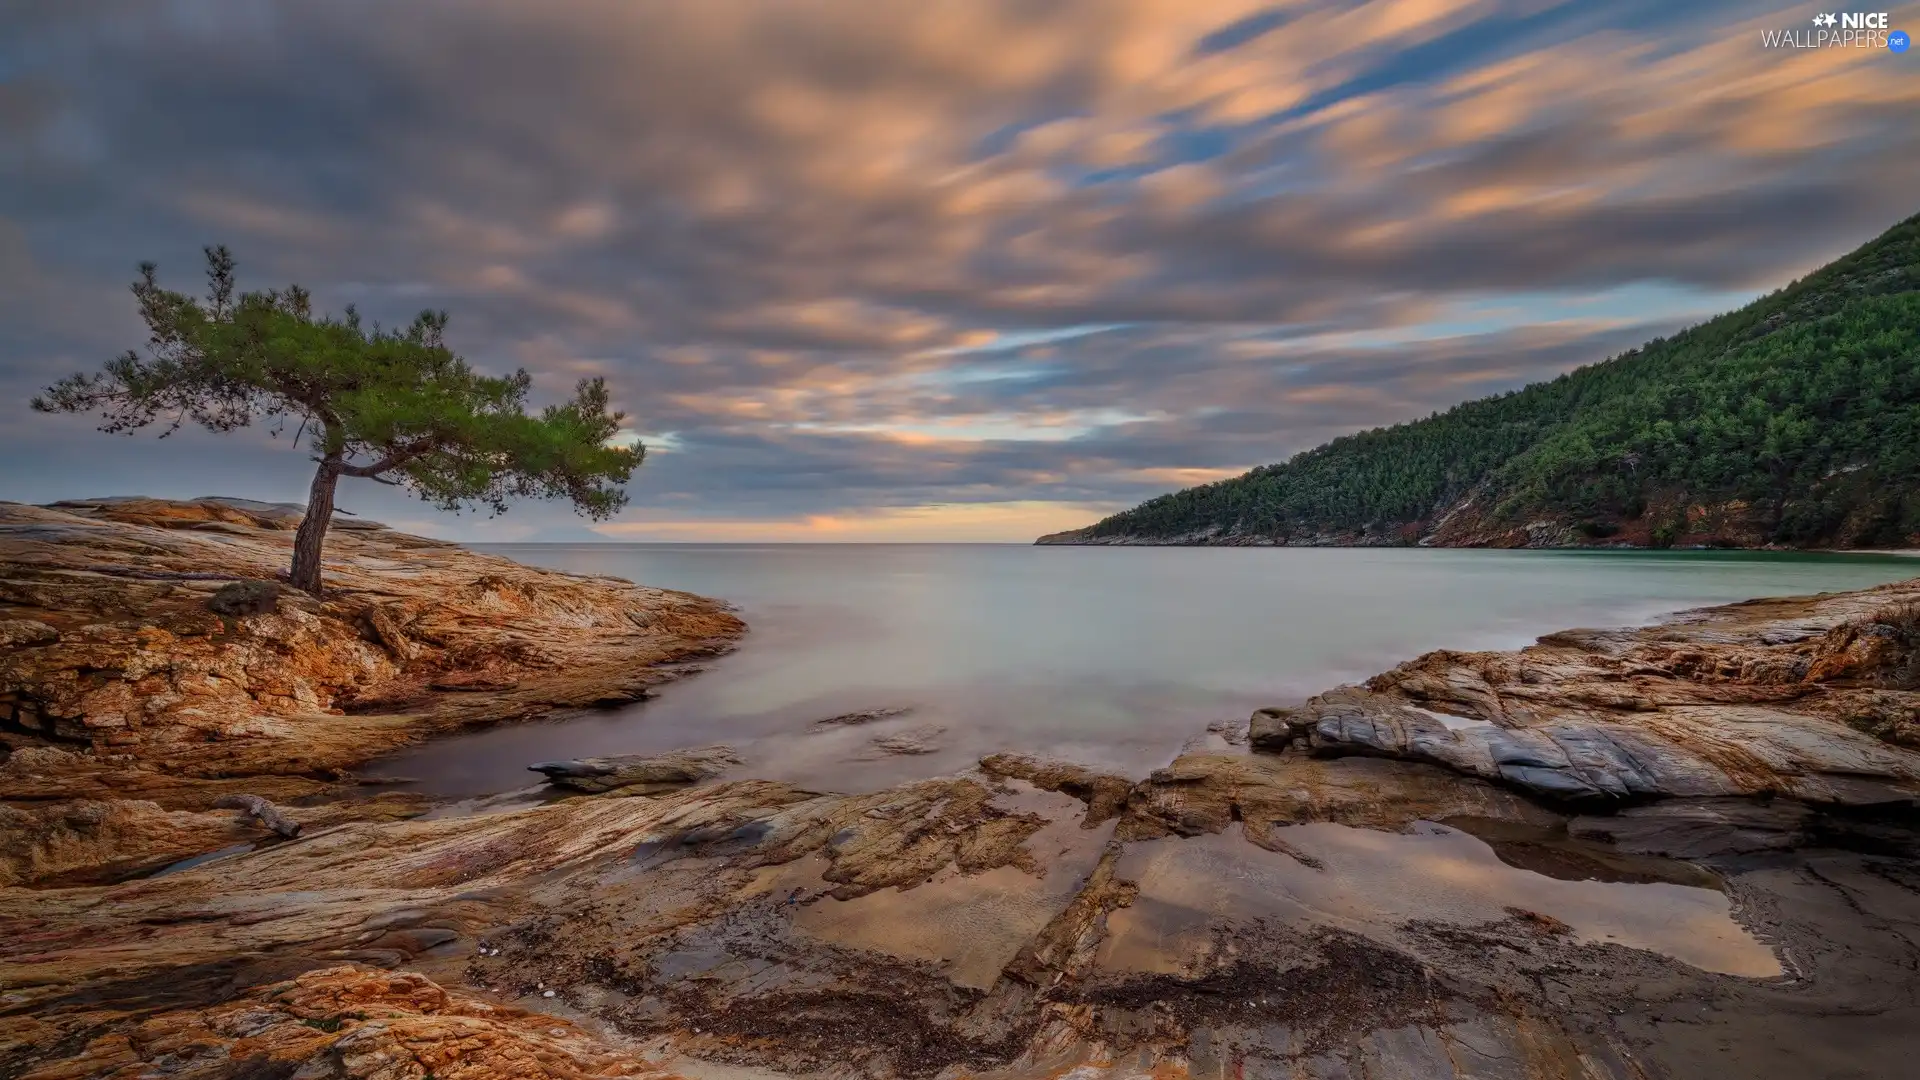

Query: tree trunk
[290,455,341,596]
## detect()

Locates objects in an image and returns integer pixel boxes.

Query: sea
[364,545,1919,797]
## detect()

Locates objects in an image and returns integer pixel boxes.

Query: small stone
[528,745,741,795]
[0,620,59,648]
[207,580,283,617]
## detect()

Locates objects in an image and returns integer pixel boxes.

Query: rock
[0,799,256,886]
[810,706,913,728]
[0,619,58,648]
[1249,705,1313,751]
[528,744,742,794]
[0,498,744,810]
[0,793,423,887]
[1245,581,1920,807]
[428,671,521,692]
[1121,751,1558,847]
[1002,843,1136,985]
[4,965,663,1080]
[362,602,421,661]
[1806,600,1920,688]
[866,726,946,756]
[206,579,283,617]
[6,751,1920,1080]
[978,752,1135,827]
[1567,799,1816,859]
[213,793,302,838]
[0,746,79,777]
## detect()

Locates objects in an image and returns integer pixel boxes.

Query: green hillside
[1044,212,1920,549]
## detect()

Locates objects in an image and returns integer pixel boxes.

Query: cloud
[2,0,1917,540]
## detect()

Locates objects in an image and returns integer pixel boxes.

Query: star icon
[1812,12,1837,26]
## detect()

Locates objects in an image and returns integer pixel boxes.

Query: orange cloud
[592,500,1127,543]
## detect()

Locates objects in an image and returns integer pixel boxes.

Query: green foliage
[34,246,641,520]
[1082,212,1920,547]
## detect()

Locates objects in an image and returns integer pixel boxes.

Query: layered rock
[8,743,1919,1080]
[14,964,681,1080]
[1250,582,1920,804]
[0,498,744,807]
[529,745,742,795]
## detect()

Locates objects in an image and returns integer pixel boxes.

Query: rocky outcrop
[14,964,681,1080]
[1249,582,1920,805]
[978,752,1136,826]
[810,706,913,728]
[1119,751,1560,847]
[0,498,743,807]
[0,789,424,887]
[0,497,742,887]
[528,745,742,795]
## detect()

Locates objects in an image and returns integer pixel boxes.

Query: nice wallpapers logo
[1762,11,1909,49]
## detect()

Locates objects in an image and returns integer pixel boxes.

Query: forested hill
[1038,212,1920,550]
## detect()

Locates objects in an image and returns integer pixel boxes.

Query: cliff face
[0,497,743,815]
[1040,212,1920,549]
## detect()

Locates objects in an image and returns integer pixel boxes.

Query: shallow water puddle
[778,783,1115,989]
[794,863,1072,988]
[1100,821,1781,978]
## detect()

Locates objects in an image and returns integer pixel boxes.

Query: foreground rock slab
[6,748,1918,1080]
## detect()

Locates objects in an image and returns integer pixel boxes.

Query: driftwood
[214,794,302,838]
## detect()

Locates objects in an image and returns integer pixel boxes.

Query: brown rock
[0,498,744,809]
[810,706,913,728]
[206,579,284,617]
[1248,580,1920,806]
[528,745,742,795]
[10,964,676,1080]
[978,752,1135,827]
[1118,751,1557,848]
[0,619,59,648]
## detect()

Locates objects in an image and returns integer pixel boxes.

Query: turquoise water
[366,545,1919,795]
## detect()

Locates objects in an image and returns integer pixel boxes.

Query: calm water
[367,545,1919,797]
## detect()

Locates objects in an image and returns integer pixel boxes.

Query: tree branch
[338,439,436,478]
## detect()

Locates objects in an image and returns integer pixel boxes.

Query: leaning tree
[34,246,643,594]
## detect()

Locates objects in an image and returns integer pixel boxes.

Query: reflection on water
[758,784,1113,989]
[366,544,1916,796]
[1099,822,1782,979]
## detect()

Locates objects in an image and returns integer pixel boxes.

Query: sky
[3,0,1918,542]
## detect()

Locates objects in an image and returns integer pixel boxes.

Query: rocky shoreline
[4,500,1919,1080]
[0,497,743,885]
[1033,526,1920,551]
